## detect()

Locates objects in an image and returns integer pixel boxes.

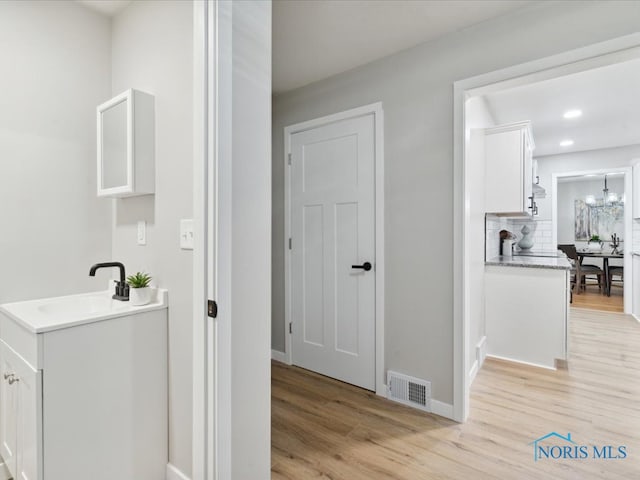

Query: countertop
[0,288,168,334]
[486,254,571,270]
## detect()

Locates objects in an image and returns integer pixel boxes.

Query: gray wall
[272,0,640,404]
[111,1,193,475]
[0,1,113,304]
[536,144,640,220]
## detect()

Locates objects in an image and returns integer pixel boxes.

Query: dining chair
[557,244,605,292]
[608,265,623,296]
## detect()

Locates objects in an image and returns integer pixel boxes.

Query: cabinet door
[485,129,524,213]
[523,131,534,214]
[0,343,19,478]
[15,357,42,480]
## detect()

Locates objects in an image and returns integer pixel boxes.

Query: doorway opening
[454,34,640,421]
[553,168,631,313]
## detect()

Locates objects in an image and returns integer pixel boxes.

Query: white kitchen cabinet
[485,265,569,369]
[633,161,640,219]
[0,295,167,480]
[485,121,535,216]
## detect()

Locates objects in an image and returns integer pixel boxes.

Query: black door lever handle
[351,262,372,271]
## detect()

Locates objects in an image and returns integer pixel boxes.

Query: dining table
[576,250,624,296]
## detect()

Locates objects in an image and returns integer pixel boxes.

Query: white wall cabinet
[97,89,155,198]
[633,161,640,219]
[0,308,167,480]
[485,121,535,216]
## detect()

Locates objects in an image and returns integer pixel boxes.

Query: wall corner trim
[431,400,455,421]
[167,463,191,480]
[468,360,479,385]
[271,349,288,364]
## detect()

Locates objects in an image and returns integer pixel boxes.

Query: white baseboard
[468,359,479,385]
[431,399,454,420]
[486,354,556,371]
[477,335,487,367]
[271,349,287,363]
[633,313,640,323]
[166,463,191,480]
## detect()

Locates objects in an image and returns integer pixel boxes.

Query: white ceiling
[484,59,640,157]
[273,0,532,94]
[76,0,132,17]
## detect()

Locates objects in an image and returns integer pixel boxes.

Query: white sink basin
[0,289,167,333]
[37,294,130,317]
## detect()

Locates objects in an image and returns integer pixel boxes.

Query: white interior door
[290,114,376,391]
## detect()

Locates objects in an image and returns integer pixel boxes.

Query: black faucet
[89,262,129,301]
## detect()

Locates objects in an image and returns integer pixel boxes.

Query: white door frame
[551,167,633,313]
[283,103,386,397]
[192,1,232,479]
[454,33,640,422]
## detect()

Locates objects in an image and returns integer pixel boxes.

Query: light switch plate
[180,219,194,250]
[137,221,146,245]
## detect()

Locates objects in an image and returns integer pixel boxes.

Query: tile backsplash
[485,216,555,259]
[510,218,555,252]
[485,215,508,259]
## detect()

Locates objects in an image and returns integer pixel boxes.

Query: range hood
[533,181,546,198]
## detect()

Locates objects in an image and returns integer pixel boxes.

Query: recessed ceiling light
[560,139,574,147]
[563,109,582,119]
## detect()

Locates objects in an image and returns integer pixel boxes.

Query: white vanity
[0,289,168,480]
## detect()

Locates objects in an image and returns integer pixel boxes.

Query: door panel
[15,358,42,480]
[335,202,359,355]
[302,204,325,346]
[291,113,375,390]
[0,342,18,478]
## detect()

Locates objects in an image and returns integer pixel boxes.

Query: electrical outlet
[137,221,146,245]
[180,219,194,250]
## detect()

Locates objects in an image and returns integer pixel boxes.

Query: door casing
[283,103,386,397]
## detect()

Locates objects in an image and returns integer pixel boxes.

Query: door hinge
[207,299,218,318]
[289,322,292,334]
[288,238,292,250]
[288,153,292,165]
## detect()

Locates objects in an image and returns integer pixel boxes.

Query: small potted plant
[127,272,153,306]
[588,234,603,251]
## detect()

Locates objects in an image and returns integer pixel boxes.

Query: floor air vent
[386,371,431,412]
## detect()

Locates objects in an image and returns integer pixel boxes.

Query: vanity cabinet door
[0,342,19,478]
[0,342,42,480]
[15,356,42,480]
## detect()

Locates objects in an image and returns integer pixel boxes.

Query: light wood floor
[272,309,640,479]
[572,285,624,313]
